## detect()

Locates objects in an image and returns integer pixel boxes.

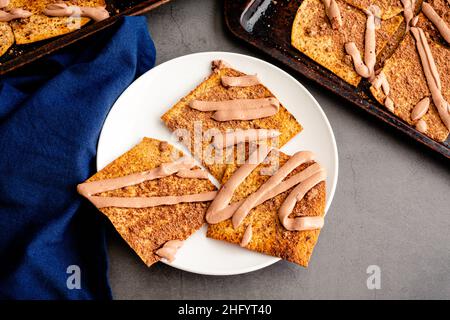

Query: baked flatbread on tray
[207,150,326,267]
[291,0,403,86]
[9,0,105,44]
[78,137,217,267]
[370,28,450,142]
[161,62,302,181]
[341,0,405,20]
[0,22,14,58]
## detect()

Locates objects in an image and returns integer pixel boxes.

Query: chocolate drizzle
[43,3,109,22]
[401,0,416,30]
[155,240,183,262]
[422,2,450,44]
[0,8,32,22]
[321,0,343,30]
[346,8,396,112]
[77,157,215,209]
[411,26,450,131]
[190,60,280,121]
[240,225,253,247]
[189,97,280,121]
[206,147,326,232]
[221,75,261,87]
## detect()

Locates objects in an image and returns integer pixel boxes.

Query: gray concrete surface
[107,0,450,299]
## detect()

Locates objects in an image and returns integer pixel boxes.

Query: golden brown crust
[291,0,404,86]
[342,0,404,20]
[9,0,105,44]
[83,137,217,267]
[370,30,450,141]
[0,22,14,58]
[161,66,302,181]
[206,151,326,267]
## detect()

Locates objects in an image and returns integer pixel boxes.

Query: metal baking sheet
[0,0,170,75]
[223,0,450,159]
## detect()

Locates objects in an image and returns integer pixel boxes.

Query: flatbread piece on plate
[161,62,302,181]
[78,137,217,267]
[207,150,326,267]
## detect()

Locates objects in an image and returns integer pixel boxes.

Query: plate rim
[96,51,339,276]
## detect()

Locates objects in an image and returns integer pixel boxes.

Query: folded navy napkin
[0,16,156,299]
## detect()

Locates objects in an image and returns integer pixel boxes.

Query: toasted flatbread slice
[0,22,14,58]
[291,0,403,86]
[341,0,404,20]
[81,137,216,267]
[417,0,450,44]
[370,30,450,141]
[161,65,302,181]
[207,151,326,267]
[9,0,105,45]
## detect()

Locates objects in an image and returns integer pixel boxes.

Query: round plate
[97,52,338,275]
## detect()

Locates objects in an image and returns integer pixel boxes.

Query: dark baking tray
[0,0,170,75]
[223,0,450,159]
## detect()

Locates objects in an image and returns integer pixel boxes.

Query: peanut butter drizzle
[212,60,232,73]
[0,8,32,21]
[401,0,416,30]
[411,97,430,121]
[240,225,252,247]
[206,147,326,232]
[43,3,109,22]
[189,98,279,121]
[221,75,261,87]
[322,0,343,30]
[77,157,216,209]
[422,2,450,43]
[212,129,280,149]
[411,27,450,131]
[155,240,183,262]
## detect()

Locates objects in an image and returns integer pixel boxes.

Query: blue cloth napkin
[0,16,156,299]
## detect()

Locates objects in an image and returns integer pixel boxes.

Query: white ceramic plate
[97,52,338,276]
